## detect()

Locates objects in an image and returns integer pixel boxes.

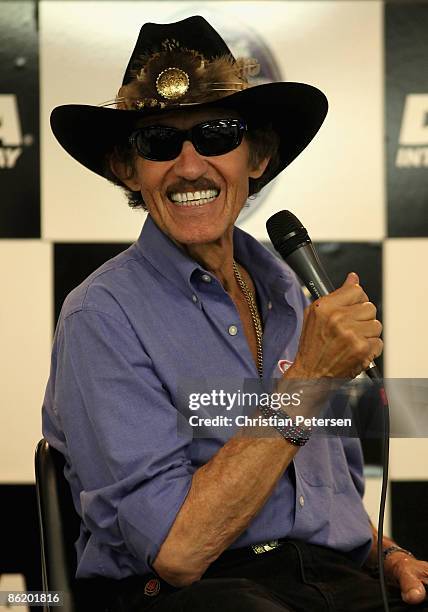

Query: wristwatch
[383,546,414,561]
[258,405,311,446]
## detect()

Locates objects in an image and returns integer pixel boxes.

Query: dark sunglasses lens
[194,120,244,156]
[135,126,182,161]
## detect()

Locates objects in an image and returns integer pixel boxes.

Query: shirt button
[267,301,272,310]
[228,325,238,336]
[299,495,305,507]
[201,274,212,283]
[192,294,198,303]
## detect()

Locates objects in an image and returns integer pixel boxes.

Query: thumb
[400,573,426,604]
[344,271,359,286]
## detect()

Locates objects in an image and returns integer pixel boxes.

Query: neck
[181,228,239,296]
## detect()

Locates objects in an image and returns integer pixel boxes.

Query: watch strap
[383,545,414,560]
[258,405,311,446]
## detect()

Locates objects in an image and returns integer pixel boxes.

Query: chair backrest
[35,439,81,612]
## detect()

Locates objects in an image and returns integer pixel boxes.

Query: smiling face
[113,107,270,246]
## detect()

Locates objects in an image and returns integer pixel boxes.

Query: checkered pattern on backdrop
[1,0,427,594]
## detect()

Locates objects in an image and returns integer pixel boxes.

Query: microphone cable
[374,377,391,612]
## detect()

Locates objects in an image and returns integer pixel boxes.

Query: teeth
[170,189,219,203]
[172,195,217,207]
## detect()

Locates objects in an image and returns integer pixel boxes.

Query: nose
[172,140,208,180]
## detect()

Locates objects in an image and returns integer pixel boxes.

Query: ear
[109,156,141,191]
[249,156,270,180]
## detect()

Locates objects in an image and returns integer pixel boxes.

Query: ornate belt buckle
[251,540,280,554]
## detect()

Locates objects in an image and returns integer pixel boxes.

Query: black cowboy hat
[50,15,328,182]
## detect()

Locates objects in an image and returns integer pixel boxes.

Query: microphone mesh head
[266,210,308,252]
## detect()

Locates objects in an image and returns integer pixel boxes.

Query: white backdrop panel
[390,440,428,481]
[0,241,52,482]
[384,239,428,378]
[384,239,428,481]
[364,476,391,537]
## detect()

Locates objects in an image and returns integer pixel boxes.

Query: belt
[251,539,285,554]
[208,538,288,570]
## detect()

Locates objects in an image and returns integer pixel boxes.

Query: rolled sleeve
[50,308,195,572]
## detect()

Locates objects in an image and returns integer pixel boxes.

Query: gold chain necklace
[232,260,263,378]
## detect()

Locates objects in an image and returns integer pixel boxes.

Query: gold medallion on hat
[155,67,189,100]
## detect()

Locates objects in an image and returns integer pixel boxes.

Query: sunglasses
[128,118,247,162]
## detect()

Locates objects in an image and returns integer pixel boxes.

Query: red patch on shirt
[277,359,293,374]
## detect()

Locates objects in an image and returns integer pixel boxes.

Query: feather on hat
[113,37,260,111]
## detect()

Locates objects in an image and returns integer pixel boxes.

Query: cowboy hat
[50,15,328,183]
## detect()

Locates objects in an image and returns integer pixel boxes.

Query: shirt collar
[233,223,296,297]
[136,215,204,297]
[136,213,297,299]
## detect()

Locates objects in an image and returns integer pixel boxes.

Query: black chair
[35,439,80,612]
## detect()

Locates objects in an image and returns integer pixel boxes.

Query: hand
[291,272,383,380]
[385,552,428,605]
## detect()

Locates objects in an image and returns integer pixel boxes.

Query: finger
[344,272,359,285]
[401,578,426,604]
[369,337,384,359]
[361,338,384,367]
[393,558,428,604]
[349,301,378,322]
[351,319,383,338]
[327,282,369,308]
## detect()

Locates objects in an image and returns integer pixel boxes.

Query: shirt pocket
[293,436,350,494]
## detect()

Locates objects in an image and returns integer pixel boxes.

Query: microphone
[266,210,381,381]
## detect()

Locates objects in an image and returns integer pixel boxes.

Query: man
[43,15,428,611]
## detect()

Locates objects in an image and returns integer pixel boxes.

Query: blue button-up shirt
[42,214,372,580]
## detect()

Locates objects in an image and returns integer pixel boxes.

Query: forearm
[153,367,330,586]
[153,421,298,585]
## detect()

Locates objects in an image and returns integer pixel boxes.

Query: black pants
[77,540,428,612]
